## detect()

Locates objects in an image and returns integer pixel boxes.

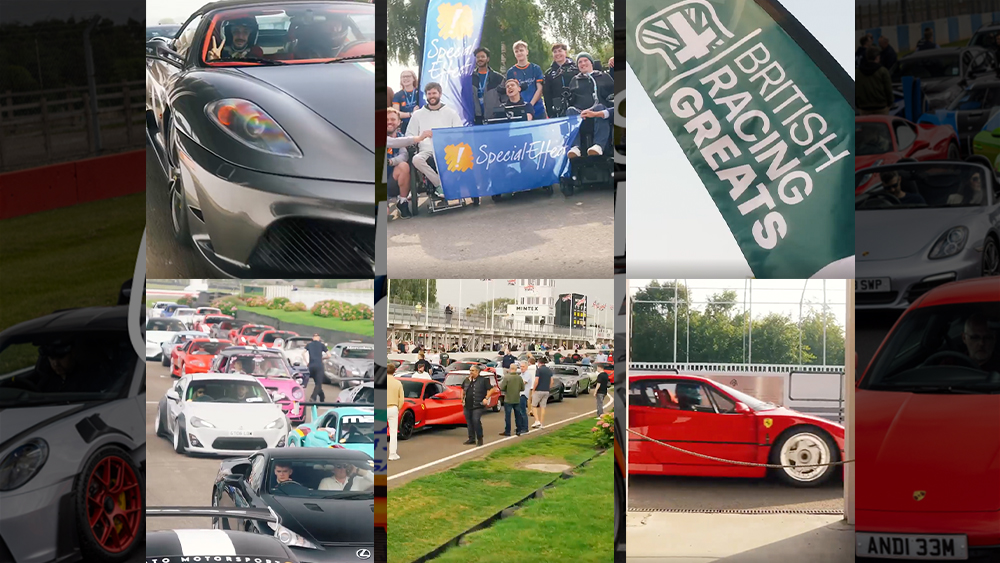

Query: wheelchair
[560,91,616,197]
[406,149,480,215]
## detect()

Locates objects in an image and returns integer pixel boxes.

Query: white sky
[628,279,849,329]
[627,0,855,278]
[394,279,615,328]
[147,0,217,26]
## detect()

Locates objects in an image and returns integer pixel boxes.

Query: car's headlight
[267,522,319,549]
[928,226,969,259]
[292,387,304,400]
[190,416,216,428]
[264,417,285,430]
[0,439,49,491]
[351,369,360,375]
[205,99,302,158]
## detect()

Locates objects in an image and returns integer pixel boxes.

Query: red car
[198,314,232,334]
[595,361,614,384]
[230,324,274,345]
[855,115,959,194]
[628,374,845,487]
[254,329,299,348]
[170,338,231,378]
[856,278,1000,560]
[396,377,466,439]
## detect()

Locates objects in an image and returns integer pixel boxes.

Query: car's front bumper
[855,251,982,310]
[0,476,75,563]
[182,427,287,455]
[146,342,164,359]
[290,543,375,563]
[178,134,375,278]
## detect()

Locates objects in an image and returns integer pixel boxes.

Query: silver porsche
[856,161,1000,310]
[325,341,374,387]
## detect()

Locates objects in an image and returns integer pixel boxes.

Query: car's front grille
[856,291,898,305]
[211,437,268,450]
[247,218,374,276]
[905,278,954,303]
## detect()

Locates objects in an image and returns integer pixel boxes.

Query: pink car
[213,348,306,424]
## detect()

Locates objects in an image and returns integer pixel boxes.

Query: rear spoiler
[147,506,279,524]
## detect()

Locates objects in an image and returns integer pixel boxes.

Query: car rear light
[300,427,310,436]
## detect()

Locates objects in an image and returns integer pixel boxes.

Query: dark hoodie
[544,59,579,117]
[857,57,894,112]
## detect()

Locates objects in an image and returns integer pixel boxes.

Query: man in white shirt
[405,82,465,196]
[519,359,535,432]
[411,363,433,380]
[318,463,372,491]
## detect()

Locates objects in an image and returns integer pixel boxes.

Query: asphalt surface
[145,145,219,279]
[144,360,348,532]
[857,310,902,378]
[628,474,844,512]
[386,186,614,278]
[388,385,612,488]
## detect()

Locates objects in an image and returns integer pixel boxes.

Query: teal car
[287,402,375,457]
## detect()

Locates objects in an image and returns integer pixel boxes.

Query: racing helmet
[675,384,702,409]
[224,17,259,48]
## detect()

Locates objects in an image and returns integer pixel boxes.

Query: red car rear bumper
[858,508,1000,546]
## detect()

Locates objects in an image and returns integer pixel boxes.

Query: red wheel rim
[85,455,142,553]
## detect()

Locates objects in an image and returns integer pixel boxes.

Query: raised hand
[208,35,225,60]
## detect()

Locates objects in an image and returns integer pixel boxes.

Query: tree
[470,297,515,319]
[537,0,613,56]
[388,0,548,75]
[389,279,437,307]
[799,308,845,366]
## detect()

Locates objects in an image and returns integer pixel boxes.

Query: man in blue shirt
[507,41,546,120]
[470,47,505,124]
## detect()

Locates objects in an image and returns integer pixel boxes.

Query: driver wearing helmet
[295,14,350,59]
[208,17,265,61]
[30,339,89,393]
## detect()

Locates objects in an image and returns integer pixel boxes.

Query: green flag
[627,0,854,278]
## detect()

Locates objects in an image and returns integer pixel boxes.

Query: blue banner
[419,0,487,126]
[432,116,582,199]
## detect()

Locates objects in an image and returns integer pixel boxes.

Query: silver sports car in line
[855,161,1000,310]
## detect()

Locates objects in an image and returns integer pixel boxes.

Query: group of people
[386,40,615,218]
[856,31,899,116]
[384,346,612,461]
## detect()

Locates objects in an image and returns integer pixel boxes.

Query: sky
[628,279,849,330]
[396,279,615,328]
[146,0,217,26]
[626,0,855,278]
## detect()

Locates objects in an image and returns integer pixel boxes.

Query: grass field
[433,453,614,563]
[387,418,606,563]
[0,193,145,331]
[239,305,374,337]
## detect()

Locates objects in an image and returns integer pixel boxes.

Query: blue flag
[420,0,488,126]
[432,116,582,199]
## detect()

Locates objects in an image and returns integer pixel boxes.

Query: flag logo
[507,279,516,285]
[437,3,474,40]
[636,0,735,72]
[444,143,474,172]
[575,297,587,306]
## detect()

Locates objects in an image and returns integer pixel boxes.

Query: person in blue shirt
[392,70,423,132]
[506,41,546,120]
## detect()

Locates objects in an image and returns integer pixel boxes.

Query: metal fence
[629,279,848,366]
[388,301,611,339]
[857,0,1000,29]
[0,80,145,172]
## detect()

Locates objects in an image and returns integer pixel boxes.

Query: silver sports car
[856,161,1000,310]
[325,341,374,387]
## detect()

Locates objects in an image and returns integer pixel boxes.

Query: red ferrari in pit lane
[629,374,845,487]
[856,115,960,195]
[170,338,231,378]
[395,376,465,440]
[856,278,1000,562]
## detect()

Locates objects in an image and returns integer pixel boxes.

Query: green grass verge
[433,453,613,563]
[239,305,374,337]
[0,193,144,372]
[387,418,604,563]
[0,193,145,332]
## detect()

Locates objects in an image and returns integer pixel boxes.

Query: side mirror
[224,473,245,485]
[991,127,1000,138]
[166,389,180,402]
[734,401,752,414]
[430,392,445,400]
[146,39,183,67]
